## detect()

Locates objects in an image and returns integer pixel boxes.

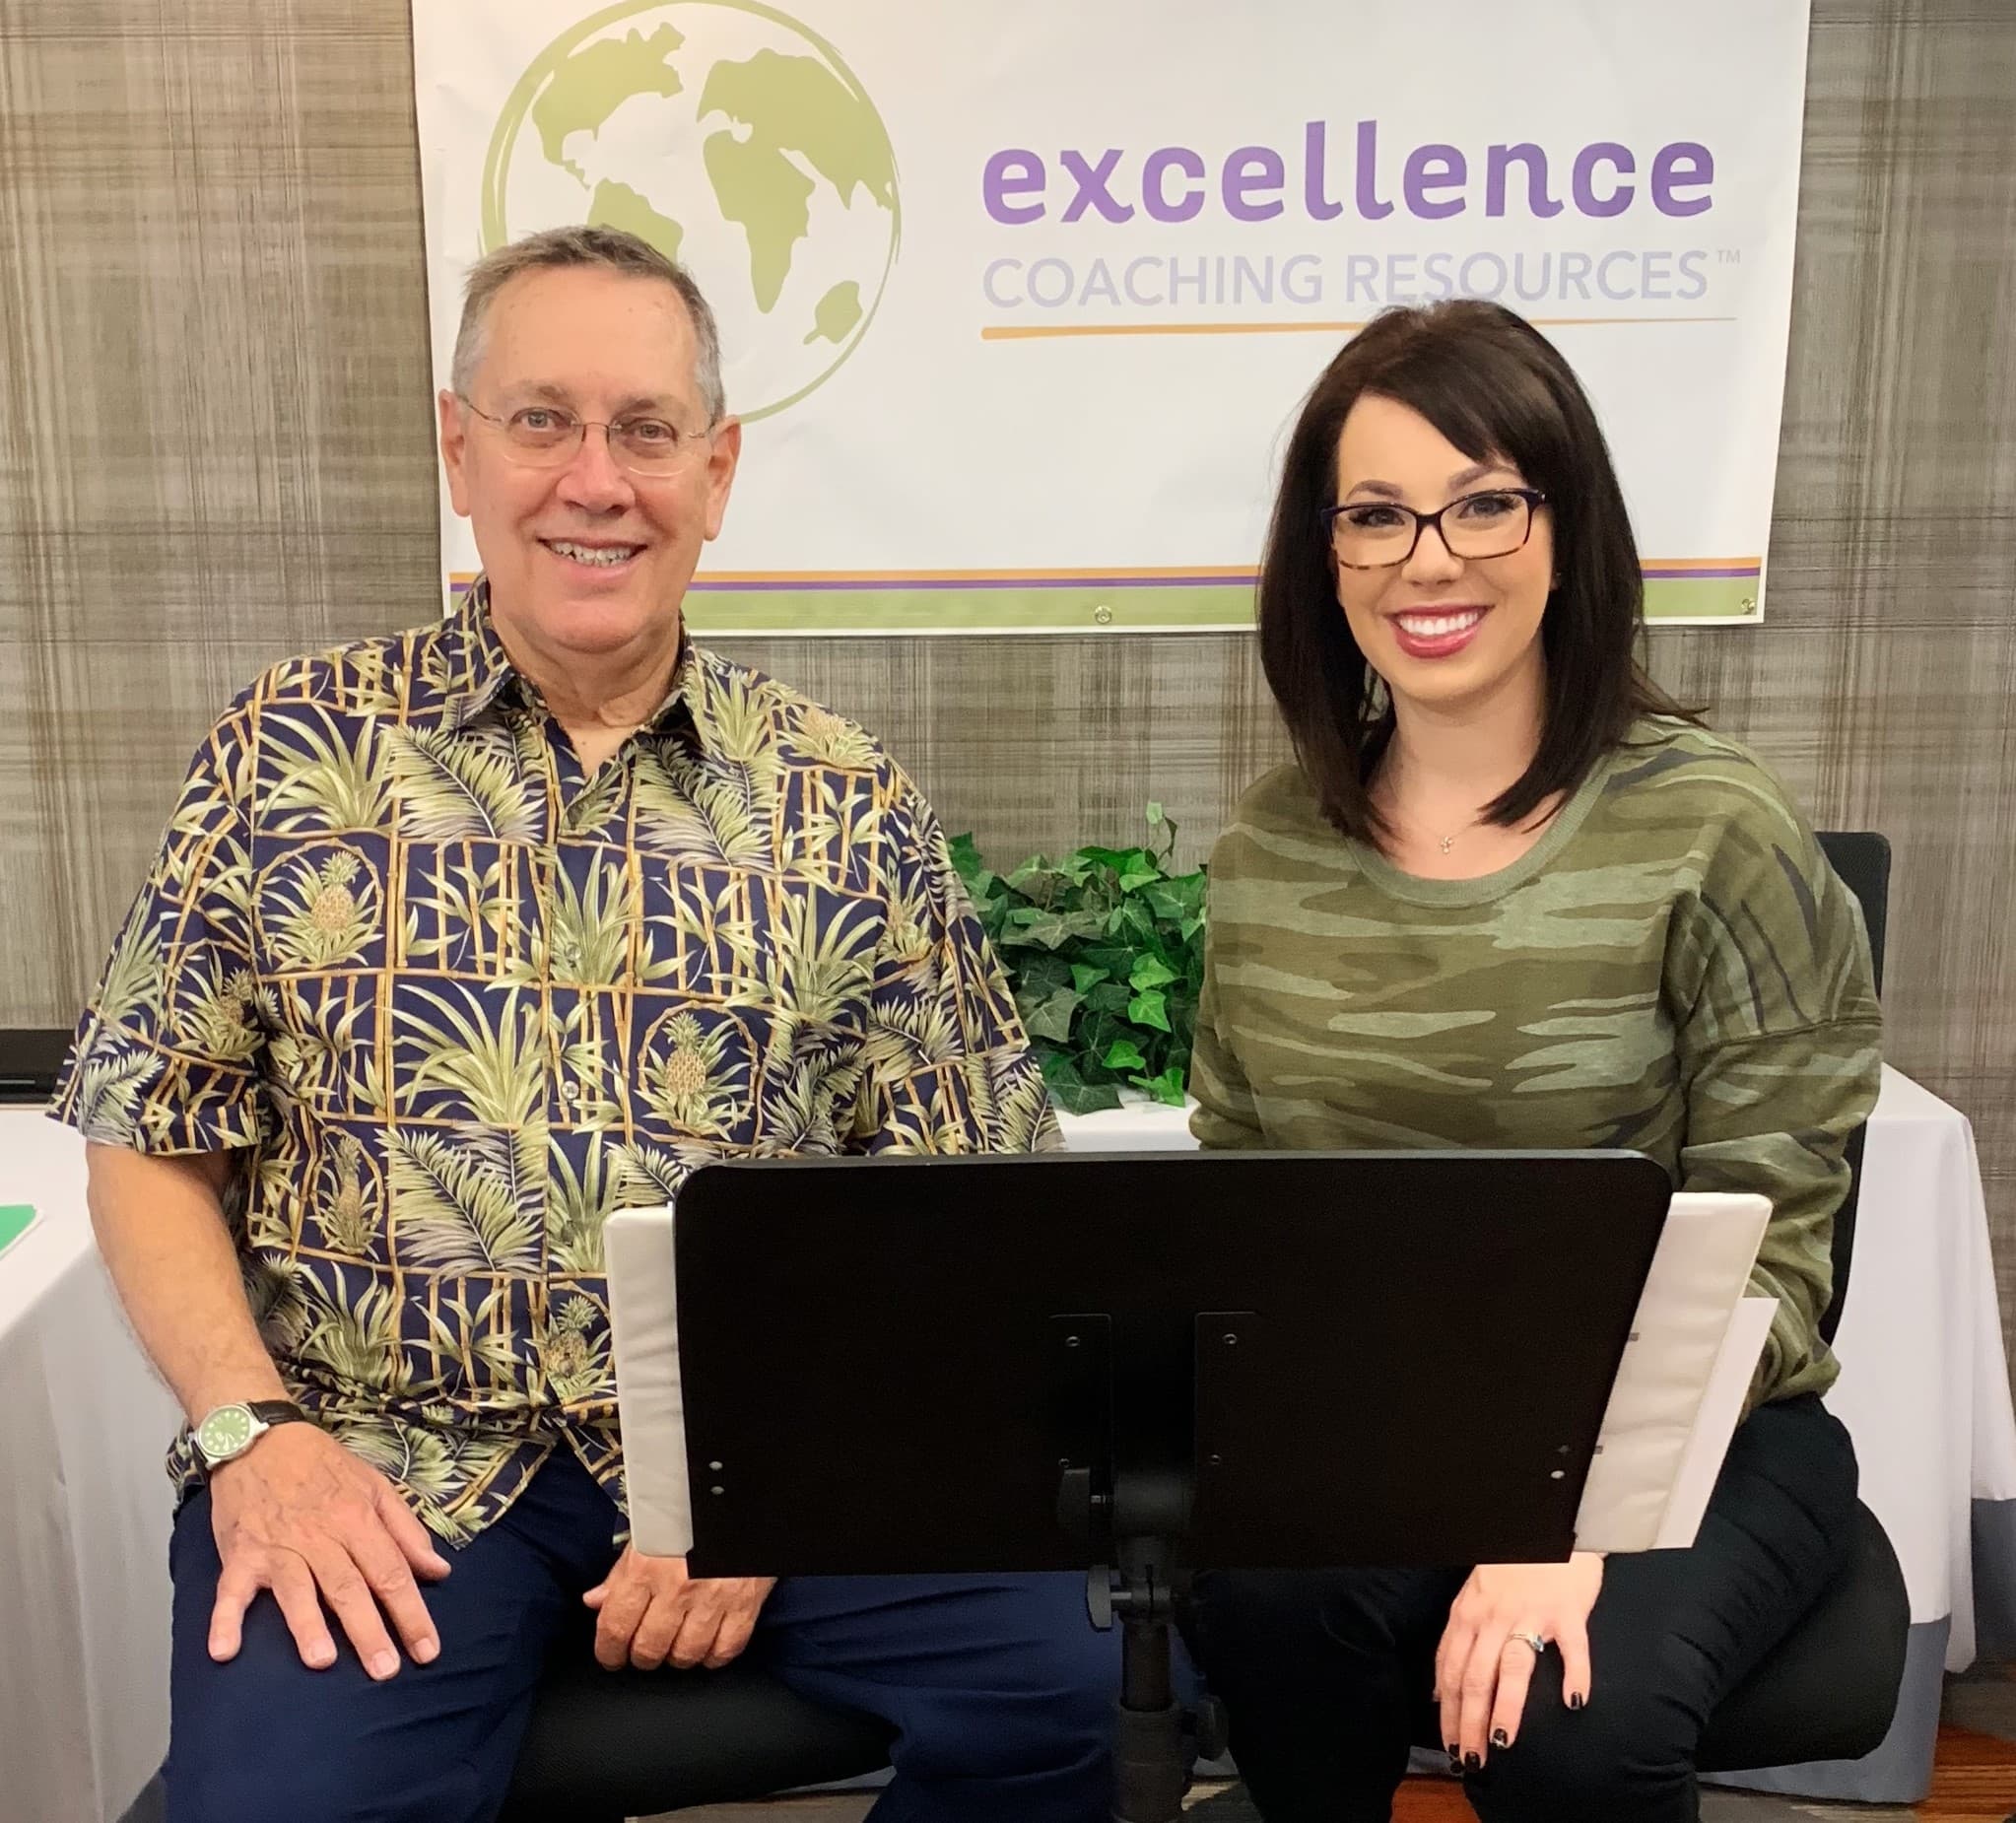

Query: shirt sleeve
[48,691,268,1155]
[847,767,1060,1156]
[1666,788,1883,1404]
[1188,902,1268,1149]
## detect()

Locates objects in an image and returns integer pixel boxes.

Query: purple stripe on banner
[685,574,1248,592]
[455,567,1758,592]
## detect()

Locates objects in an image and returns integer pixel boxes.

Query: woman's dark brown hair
[1257,298,1697,845]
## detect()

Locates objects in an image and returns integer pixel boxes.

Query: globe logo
[481,0,900,421]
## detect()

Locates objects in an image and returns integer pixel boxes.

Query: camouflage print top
[1189,717,1883,1408]
[50,584,1056,1541]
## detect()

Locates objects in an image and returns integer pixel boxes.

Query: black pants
[1182,1394,1858,1823]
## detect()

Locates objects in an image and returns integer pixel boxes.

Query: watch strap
[245,1399,311,1429]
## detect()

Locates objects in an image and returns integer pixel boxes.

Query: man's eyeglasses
[457,396,715,477]
[1322,488,1548,570]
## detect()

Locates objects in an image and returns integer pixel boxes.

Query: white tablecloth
[0,1112,180,1823]
[6,1066,2011,1812]
[1057,1063,2016,1802]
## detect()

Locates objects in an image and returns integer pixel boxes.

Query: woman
[1180,300,1882,1823]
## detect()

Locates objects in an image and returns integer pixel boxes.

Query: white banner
[413,0,1811,632]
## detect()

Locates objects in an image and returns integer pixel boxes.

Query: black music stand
[672,1149,1670,1823]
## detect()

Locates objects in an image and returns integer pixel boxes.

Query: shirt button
[561,1082,580,1105]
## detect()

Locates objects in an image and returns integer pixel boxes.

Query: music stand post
[671,1150,1670,1823]
[1055,1325,1228,1821]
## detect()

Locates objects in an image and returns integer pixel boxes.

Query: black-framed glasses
[1322,487,1549,570]
[457,395,716,476]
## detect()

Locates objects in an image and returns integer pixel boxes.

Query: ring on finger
[1507,1629,1549,1655]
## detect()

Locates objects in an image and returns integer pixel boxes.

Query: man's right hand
[206,1421,453,1680]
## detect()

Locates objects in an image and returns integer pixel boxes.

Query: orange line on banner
[979,316,1739,340]
[692,567,1257,583]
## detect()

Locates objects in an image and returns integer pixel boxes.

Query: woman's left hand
[1435,1552,1602,1768]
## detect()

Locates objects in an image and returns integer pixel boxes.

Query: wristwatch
[192,1399,312,1472]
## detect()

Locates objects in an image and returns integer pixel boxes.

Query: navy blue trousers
[167,1450,1122,1823]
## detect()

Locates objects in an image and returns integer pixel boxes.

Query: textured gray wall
[2,2,2011,1327]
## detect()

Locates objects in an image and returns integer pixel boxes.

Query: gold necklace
[1434,815,1481,855]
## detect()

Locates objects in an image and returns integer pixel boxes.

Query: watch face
[198,1404,257,1461]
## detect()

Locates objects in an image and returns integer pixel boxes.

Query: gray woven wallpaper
[2,3,2011,1340]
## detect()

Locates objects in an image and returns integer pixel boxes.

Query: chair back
[1812,831,1891,1345]
[0,1029,69,1103]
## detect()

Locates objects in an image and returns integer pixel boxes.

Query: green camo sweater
[1190,717,1883,1407]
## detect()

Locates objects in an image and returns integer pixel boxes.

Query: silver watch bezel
[194,1400,268,1469]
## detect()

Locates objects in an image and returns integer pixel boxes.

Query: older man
[52,226,1113,1823]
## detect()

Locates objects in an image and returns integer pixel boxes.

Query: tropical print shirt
[51,584,1057,1541]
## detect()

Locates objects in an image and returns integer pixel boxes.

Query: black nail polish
[1464,1751,1482,1771]
[1446,1753,1463,1776]
[1569,1692,1585,1711]
[1446,1742,1461,1761]
[1491,1728,1510,1748]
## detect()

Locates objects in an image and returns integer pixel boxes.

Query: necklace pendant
[1439,834,1455,854]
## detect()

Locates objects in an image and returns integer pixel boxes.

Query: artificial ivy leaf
[1020,984,1082,1043]
[947,832,983,879]
[1078,1010,1128,1069]
[1128,956,1177,992]
[1018,952,1074,997]
[1143,874,1206,923]
[1040,1049,1122,1115]
[1008,857,1092,901]
[1054,1076,1123,1114]
[1106,900,1156,946]
[1103,1038,1149,1073]
[1130,1063,1187,1108]
[1070,963,1109,994]
[1003,908,1092,950]
[1127,988,1172,1033]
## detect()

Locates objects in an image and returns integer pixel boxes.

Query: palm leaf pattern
[634,743,769,864]
[96,914,163,1031]
[549,1133,619,1274]
[69,1048,158,1142]
[264,708,391,833]
[47,589,1055,1540]
[549,850,637,985]
[387,1128,541,1273]
[385,721,540,843]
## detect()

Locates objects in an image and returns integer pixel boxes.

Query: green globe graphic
[482,0,900,421]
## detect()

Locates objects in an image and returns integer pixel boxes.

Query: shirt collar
[440,576,710,753]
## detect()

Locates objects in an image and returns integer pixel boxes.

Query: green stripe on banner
[679,575,1760,634]
[682,586,1253,634]
[1642,577,1761,621]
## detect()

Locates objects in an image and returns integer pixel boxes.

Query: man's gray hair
[449,225,727,424]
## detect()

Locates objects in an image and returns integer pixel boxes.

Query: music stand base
[1092,1562,1227,1823]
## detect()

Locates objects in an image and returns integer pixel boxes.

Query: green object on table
[0,1203,36,1256]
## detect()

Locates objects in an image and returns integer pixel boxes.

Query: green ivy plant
[949,804,1205,1114]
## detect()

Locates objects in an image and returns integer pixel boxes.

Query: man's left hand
[1435,1552,1602,1768]
[583,1547,774,1671]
